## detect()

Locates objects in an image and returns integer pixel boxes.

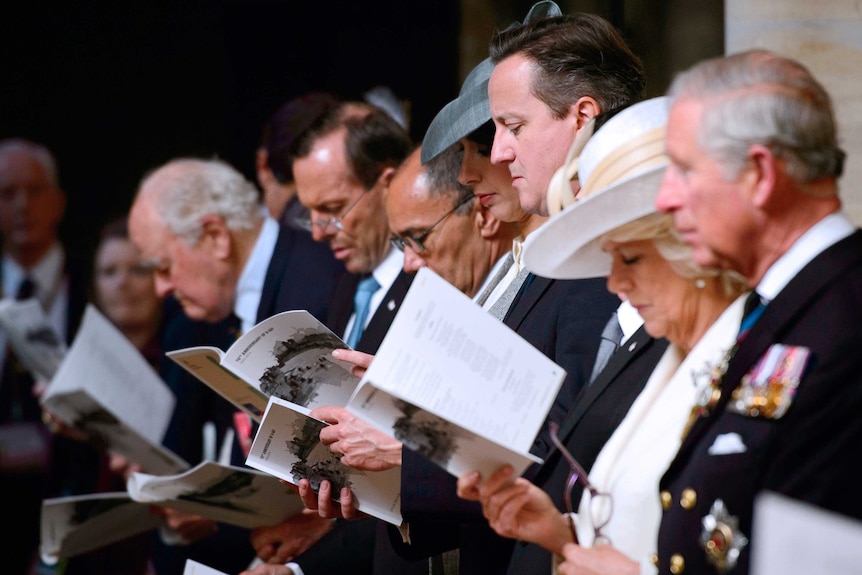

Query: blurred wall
[726,0,862,224]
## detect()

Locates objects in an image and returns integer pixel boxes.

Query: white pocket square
[707,432,747,455]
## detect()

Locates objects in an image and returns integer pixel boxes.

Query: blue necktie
[346,275,380,348]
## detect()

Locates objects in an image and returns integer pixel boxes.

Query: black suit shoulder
[257,223,346,324]
[657,230,862,575]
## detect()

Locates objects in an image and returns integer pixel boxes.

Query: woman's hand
[457,465,574,555]
[556,541,640,575]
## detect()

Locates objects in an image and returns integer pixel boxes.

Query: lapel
[256,225,293,323]
[666,230,862,477]
[558,325,659,441]
[502,274,552,329]
[356,270,415,354]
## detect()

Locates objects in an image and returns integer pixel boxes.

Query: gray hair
[668,49,844,187]
[602,212,747,297]
[138,157,260,243]
[425,145,474,215]
[0,138,60,185]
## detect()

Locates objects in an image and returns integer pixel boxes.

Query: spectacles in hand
[548,421,614,545]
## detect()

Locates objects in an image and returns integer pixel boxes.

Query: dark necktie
[16,276,37,301]
[737,291,767,343]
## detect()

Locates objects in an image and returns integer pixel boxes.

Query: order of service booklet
[345,267,565,479]
[0,297,67,383]
[166,310,360,423]
[0,301,189,475]
[126,460,306,529]
[39,492,162,564]
[40,461,304,563]
[245,395,403,526]
[183,559,230,575]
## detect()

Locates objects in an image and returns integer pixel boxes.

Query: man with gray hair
[563,49,862,575]
[128,156,344,574]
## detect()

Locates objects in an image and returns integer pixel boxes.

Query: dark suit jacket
[657,230,862,575]
[507,326,669,574]
[389,275,620,575]
[294,268,428,575]
[256,222,345,323]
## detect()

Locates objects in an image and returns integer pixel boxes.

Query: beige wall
[726,0,862,223]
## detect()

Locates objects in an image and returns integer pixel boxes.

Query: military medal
[681,347,733,439]
[729,344,810,419]
[700,499,748,573]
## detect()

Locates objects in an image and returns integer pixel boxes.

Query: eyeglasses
[298,189,370,233]
[548,421,614,545]
[390,194,476,253]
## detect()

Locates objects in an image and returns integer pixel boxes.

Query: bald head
[387,147,515,297]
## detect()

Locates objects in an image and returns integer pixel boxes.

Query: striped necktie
[737,291,766,343]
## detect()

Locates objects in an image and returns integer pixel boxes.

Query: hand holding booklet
[245,267,565,524]
[167,310,361,422]
[0,302,189,475]
[343,267,566,479]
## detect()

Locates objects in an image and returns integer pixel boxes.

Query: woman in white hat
[457,96,748,574]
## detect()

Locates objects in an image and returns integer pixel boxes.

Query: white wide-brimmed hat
[522,96,670,279]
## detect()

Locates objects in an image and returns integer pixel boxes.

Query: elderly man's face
[128,191,236,322]
[656,98,754,276]
[294,128,391,275]
[488,53,579,217]
[0,150,65,257]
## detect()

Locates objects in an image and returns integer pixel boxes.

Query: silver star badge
[700,499,748,573]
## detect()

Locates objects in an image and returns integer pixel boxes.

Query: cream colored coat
[569,294,746,574]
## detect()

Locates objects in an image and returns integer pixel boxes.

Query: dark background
[1,0,724,261]
[0,0,461,259]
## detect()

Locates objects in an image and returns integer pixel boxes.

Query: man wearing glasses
[268,101,428,575]
[388,147,518,302]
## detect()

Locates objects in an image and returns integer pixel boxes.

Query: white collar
[3,242,64,305]
[234,216,278,334]
[756,211,855,302]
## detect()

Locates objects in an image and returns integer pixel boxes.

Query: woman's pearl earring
[695,278,706,289]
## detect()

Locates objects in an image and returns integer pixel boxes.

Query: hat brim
[523,165,667,279]
[421,93,490,165]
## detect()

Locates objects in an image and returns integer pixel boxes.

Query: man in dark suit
[0,138,99,575]
[128,156,345,574]
[376,5,638,572]
[246,100,428,575]
[633,50,862,575]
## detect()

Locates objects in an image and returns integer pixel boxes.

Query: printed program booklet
[345,267,565,479]
[167,310,360,422]
[9,303,189,475]
[246,395,403,526]
[39,492,162,564]
[126,460,306,529]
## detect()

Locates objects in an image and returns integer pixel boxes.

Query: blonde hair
[601,212,747,297]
